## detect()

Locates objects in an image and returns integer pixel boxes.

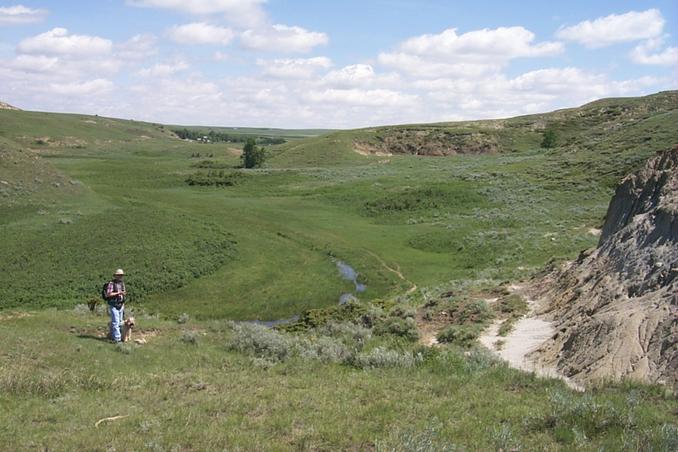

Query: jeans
[109,304,125,342]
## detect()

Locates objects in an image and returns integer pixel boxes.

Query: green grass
[1,92,677,321]
[0,310,675,450]
[1,92,678,449]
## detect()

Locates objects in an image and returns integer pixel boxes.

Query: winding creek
[245,259,366,326]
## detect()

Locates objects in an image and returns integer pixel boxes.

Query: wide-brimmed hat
[114,268,125,275]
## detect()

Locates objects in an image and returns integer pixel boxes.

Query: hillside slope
[532,147,678,387]
[270,90,678,171]
[0,101,20,110]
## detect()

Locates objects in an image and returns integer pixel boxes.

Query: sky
[0,0,676,128]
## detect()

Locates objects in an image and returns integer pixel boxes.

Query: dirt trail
[478,284,583,390]
[366,250,417,294]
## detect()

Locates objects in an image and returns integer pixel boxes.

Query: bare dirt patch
[478,283,582,390]
[0,312,34,321]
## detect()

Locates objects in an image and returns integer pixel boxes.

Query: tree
[541,129,557,149]
[241,138,265,168]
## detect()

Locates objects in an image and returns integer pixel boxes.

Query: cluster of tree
[174,128,286,145]
[185,170,243,187]
[191,159,231,169]
[541,129,558,149]
[241,138,266,169]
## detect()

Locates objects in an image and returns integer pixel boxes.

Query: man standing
[106,269,127,343]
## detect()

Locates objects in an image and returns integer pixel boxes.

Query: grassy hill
[271,90,678,179]
[1,309,676,450]
[1,92,677,450]
[0,92,676,319]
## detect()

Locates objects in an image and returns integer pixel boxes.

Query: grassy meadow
[1,92,677,449]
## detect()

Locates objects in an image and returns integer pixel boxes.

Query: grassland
[1,92,677,449]
[1,308,676,450]
[2,92,677,320]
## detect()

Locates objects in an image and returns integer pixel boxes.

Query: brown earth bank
[0,101,20,111]
[352,90,678,157]
[530,146,678,387]
[354,128,499,156]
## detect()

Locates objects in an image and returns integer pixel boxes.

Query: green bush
[374,317,419,342]
[363,185,486,217]
[226,322,294,362]
[541,129,557,148]
[436,324,483,347]
[353,347,420,369]
[241,138,266,169]
[180,330,199,345]
[185,170,243,187]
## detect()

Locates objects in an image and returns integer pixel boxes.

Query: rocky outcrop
[0,101,20,110]
[354,128,499,156]
[532,147,678,387]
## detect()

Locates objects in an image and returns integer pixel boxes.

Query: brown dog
[122,317,136,342]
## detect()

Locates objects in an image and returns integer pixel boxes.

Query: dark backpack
[101,281,111,301]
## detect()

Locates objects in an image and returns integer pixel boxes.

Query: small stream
[335,259,367,304]
[243,259,366,326]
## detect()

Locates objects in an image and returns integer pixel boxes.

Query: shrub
[463,348,501,373]
[180,330,199,345]
[317,321,372,345]
[645,423,678,451]
[374,317,419,342]
[241,138,266,169]
[390,305,416,319]
[297,336,352,364]
[185,170,243,187]
[226,322,294,362]
[490,424,519,452]
[436,324,483,347]
[541,129,558,148]
[524,388,634,442]
[353,347,420,369]
[375,419,458,452]
[446,299,493,325]
[177,313,190,324]
[359,305,387,328]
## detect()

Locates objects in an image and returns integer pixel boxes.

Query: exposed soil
[531,147,678,388]
[354,128,499,157]
[478,284,583,390]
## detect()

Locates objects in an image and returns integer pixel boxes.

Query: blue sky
[0,0,676,127]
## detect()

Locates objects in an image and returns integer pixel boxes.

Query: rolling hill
[1,91,678,450]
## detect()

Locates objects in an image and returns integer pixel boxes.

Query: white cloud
[48,78,114,95]
[116,34,157,61]
[0,5,47,25]
[398,27,562,61]
[630,38,678,66]
[257,57,332,79]
[128,78,223,115]
[378,26,561,80]
[241,24,328,53]
[17,28,112,57]
[168,22,235,45]
[137,61,189,77]
[8,54,59,73]
[318,64,402,90]
[557,9,665,48]
[378,52,502,78]
[414,67,667,121]
[128,0,266,27]
[304,88,417,107]
[213,51,229,61]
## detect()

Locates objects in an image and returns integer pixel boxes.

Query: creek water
[243,259,366,325]
[335,260,366,304]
